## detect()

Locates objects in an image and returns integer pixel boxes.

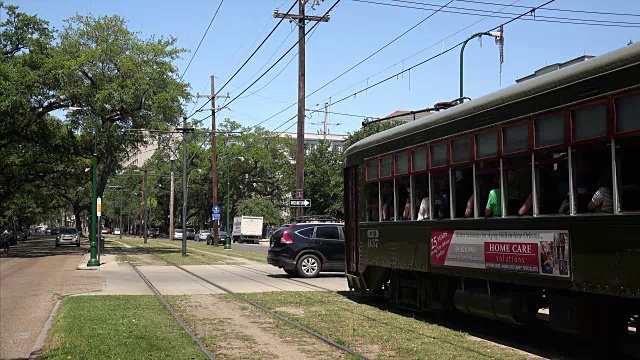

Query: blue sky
[16,0,640,135]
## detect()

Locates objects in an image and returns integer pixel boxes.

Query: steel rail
[114,246,216,360]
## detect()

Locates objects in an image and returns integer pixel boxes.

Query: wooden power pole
[274,1,329,216]
[197,75,228,246]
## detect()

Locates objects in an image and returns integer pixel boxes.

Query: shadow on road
[0,235,87,259]
[267,273,345,279]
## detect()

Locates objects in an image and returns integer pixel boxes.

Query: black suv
[267,222,345,278]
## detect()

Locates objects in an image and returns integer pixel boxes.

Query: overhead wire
[455,0,640,17]
[179,0,225,81]
[353,0,640,27]
[187,0,298,119]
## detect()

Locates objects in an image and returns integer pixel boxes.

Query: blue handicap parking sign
[212,213,221,221]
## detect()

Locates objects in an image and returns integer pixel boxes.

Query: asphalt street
[0,235,102,359]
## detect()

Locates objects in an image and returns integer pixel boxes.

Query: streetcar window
[431,143,448,168]
[396,176,411,220]
[413,173,429,220]
[616,138,640,212]
[453,168,474,218]
[366,160,378,181]
[503,123,529,154]
[615,94,640,133]
[572,142,613,213]
[381,180,395,221]
[452,138,472,164]
[535,114,565,148]
[476,131,498,159]
[380,157,392,178]
[476,160,500,217]
[503,156,532,216]
[412,148,427,172]
[395,152,409,175]
[535,150,570,215]
[431,172,450,219]
[572,103,607,141]
[366,182,379,221]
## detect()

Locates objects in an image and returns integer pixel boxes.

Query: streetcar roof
[345,42,640,160]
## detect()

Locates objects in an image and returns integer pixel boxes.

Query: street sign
[212,205,221,221]
[289,199,311,207]
[97,197,102,217]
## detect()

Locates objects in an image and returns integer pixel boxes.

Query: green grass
[39,296,208,360]
[184,240,268,263]
[107,237,241,265]
[240,291,530,360]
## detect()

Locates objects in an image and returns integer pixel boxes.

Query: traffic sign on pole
[97,197,102,217]
[212,205,221,221]
[289,199,311,207]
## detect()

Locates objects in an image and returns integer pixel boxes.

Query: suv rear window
[315,226,340,240]
[295,226,315,238]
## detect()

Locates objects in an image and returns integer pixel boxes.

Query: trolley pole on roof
[459,31,503,103]
[274,1,330,217]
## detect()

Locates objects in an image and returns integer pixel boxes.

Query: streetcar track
[113,246,216,360]
[109,240,368,359]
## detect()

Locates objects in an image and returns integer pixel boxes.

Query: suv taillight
[280,225,295,244]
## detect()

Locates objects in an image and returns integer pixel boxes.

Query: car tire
[284,269,297,276]
[76,242,81,247]
[296,254,321,278]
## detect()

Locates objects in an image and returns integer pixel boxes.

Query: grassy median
[239,291,532,360]
[39,296,208,360]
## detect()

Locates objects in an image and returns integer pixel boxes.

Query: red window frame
[450,135,474,167]
[500,119,532,158]
[410,146,429,174]
[474,128,500,162]
[429,140,449,169]
[365,159,378,183]
[568,99,611,146]
[379,156,394,180]
[612,90,640,139]
[394,151,410,176]
[532,110,569,152]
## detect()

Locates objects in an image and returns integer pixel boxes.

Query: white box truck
[232,216,264,244]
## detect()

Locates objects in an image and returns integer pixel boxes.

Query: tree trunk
[74,211,82,232]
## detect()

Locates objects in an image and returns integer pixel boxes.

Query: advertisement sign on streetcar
[430,230,570,278]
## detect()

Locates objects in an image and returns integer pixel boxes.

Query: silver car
[56,228,81,247]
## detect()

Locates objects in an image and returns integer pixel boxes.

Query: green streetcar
[344,43,640,337]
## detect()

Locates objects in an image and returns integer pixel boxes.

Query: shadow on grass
[336,290,638,360]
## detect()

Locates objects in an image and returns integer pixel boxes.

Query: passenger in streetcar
[402,198,411,220]
[417,192,430,220]
[588,176,613,213]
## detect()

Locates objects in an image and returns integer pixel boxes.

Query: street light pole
[143,169,149,244]
[69,107,99,267]
[459,31,503,103]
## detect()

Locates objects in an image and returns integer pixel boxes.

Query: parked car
[50,228,59,235]
[186,228,195,240]
[101,227,112,234]
[195,230,210,242]
[203,231,228,245]
[148,228,160,238]
[56,227,81,247]
[267,222,345,278]
[113,228,121,235]
[173,229,183,240]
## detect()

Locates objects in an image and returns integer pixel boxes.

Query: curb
[28,296,64,359]
[76,252,100,271]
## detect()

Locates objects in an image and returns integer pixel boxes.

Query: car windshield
[175,229,183,233]
[60,228,77,234]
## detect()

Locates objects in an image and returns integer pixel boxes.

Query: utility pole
[197,75,229,246]
[169,141,177,241]
[176,116,195,257]
[310,102,341,139]
[274,1,330,216]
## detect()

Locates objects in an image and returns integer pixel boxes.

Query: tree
[235,198,280,227]
[55,13,190,226]
[304,140,344,219]
[342,120,405,149]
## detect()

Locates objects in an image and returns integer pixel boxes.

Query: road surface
[0,235,101,359]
